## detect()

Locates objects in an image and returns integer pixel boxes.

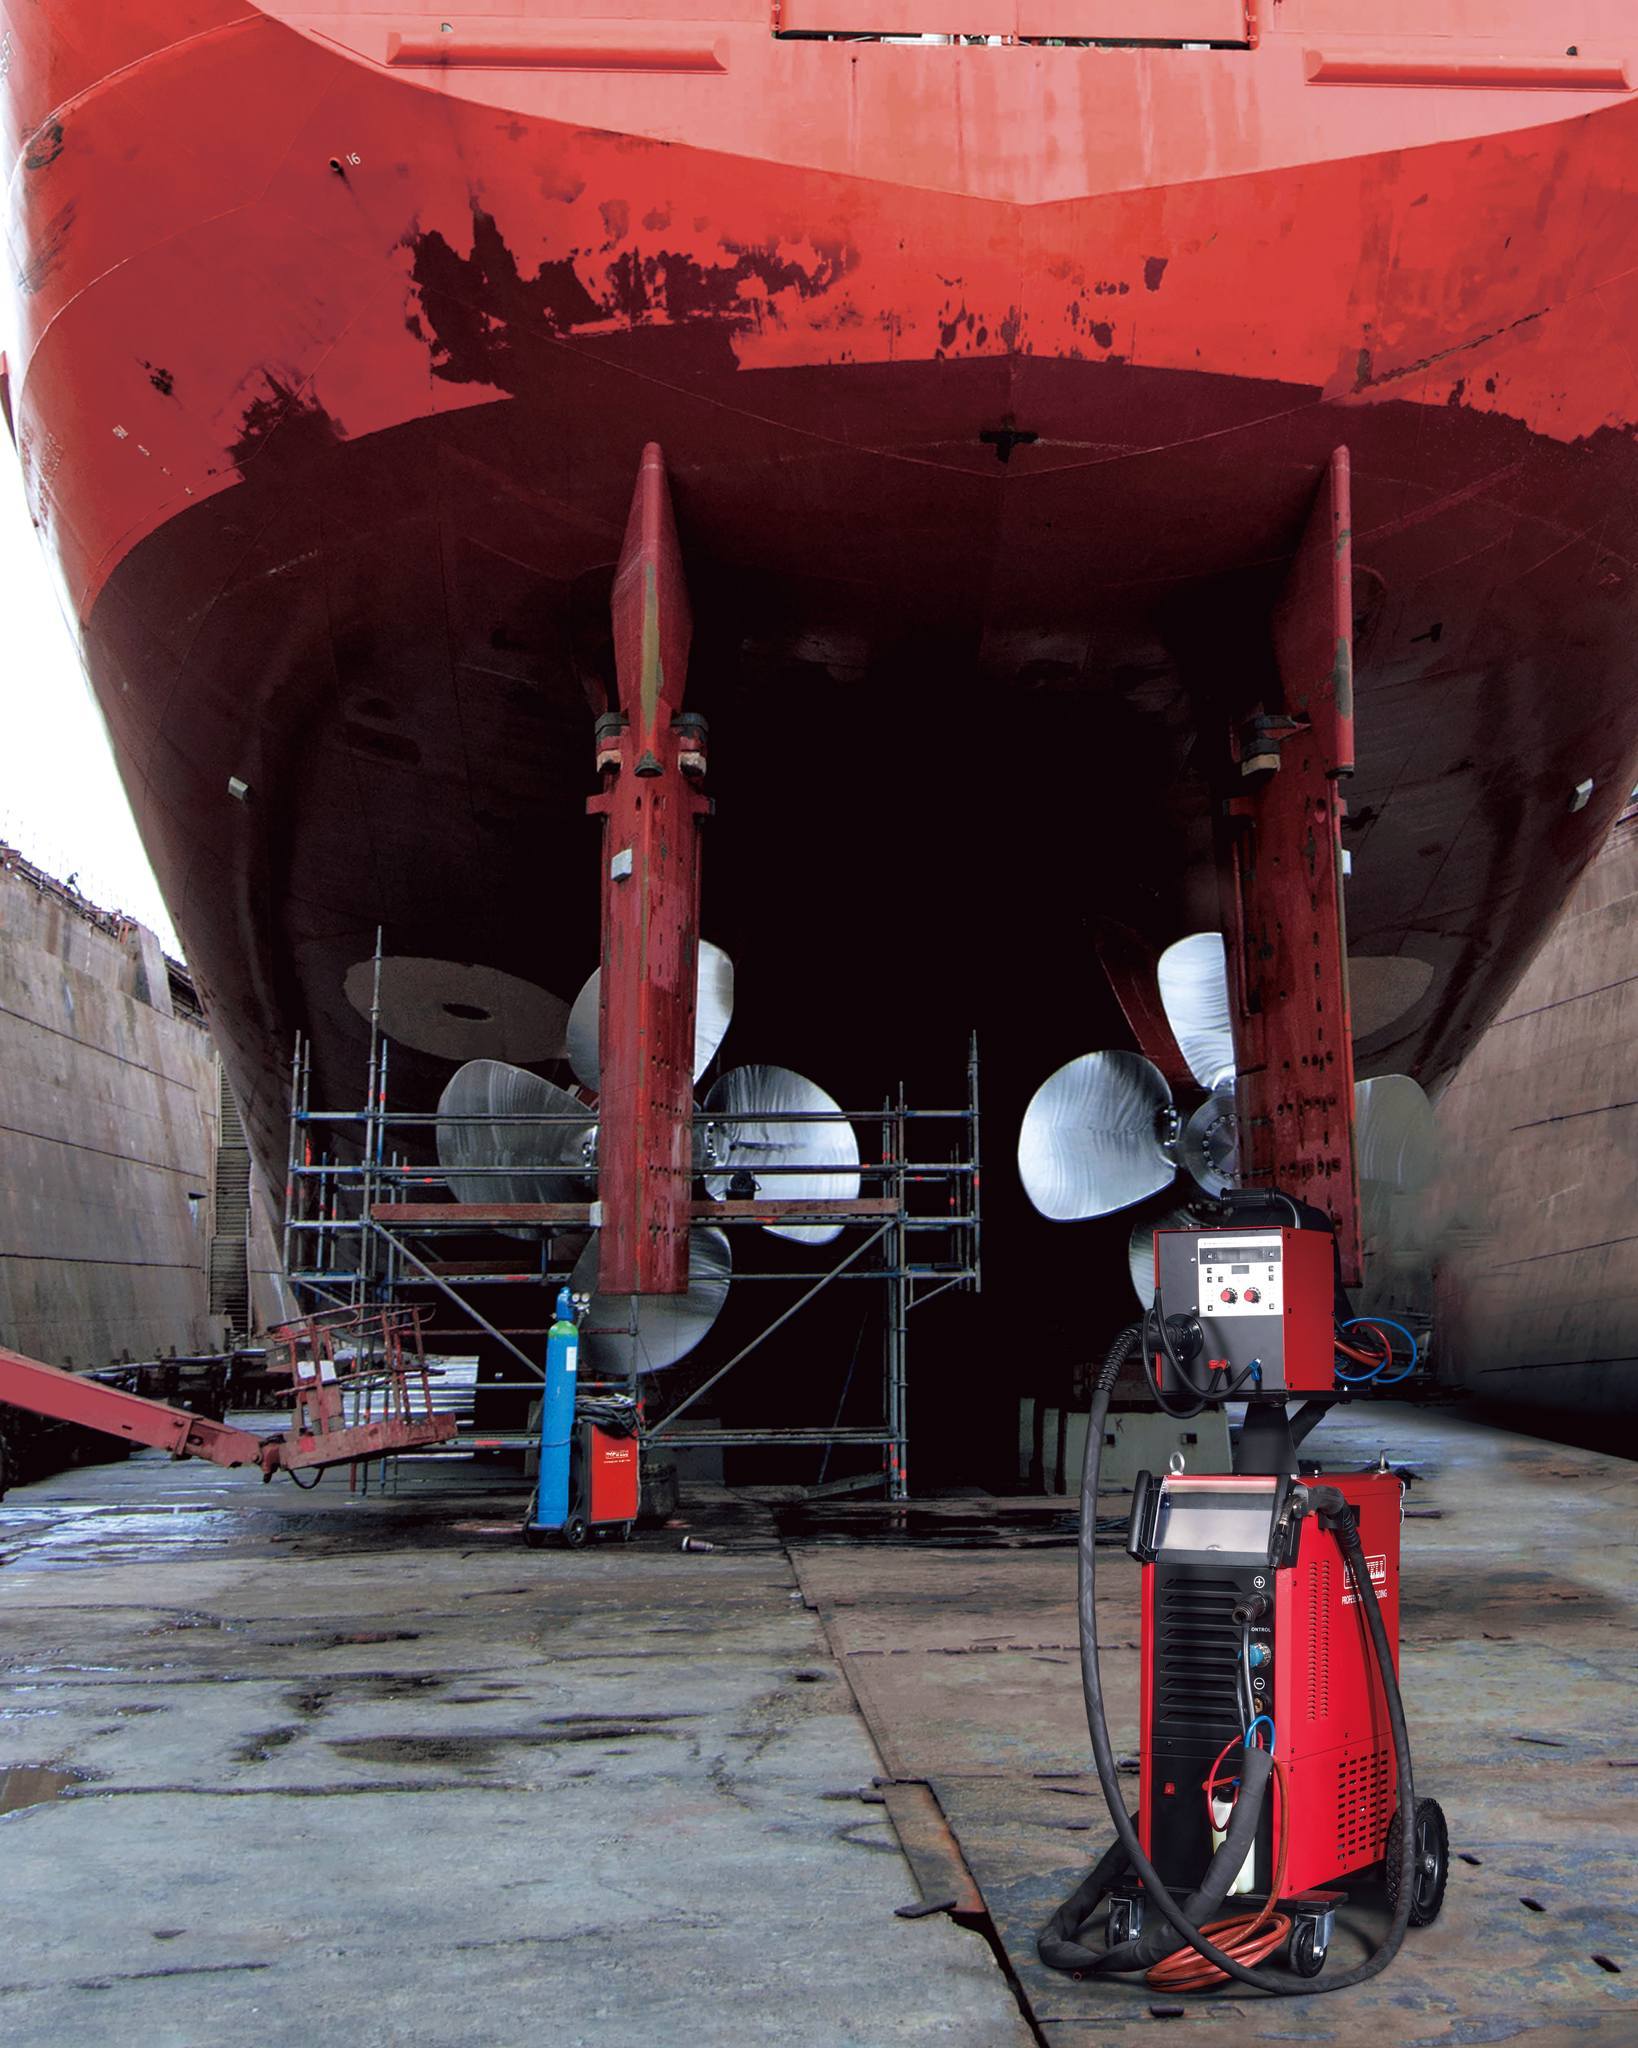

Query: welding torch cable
[1037,1328,1421,1995]
[1144,1296,1258,1412]
[1140,1300,1210,1419]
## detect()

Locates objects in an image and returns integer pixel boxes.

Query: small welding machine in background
[574,1404,640,1541]
[524,1290,641,1548]
[525,1404,640,1548]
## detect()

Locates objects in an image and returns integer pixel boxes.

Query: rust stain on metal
[879,1780,984,1919]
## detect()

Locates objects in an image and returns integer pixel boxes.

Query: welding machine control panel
[1196,1233,1282,1317]
[1156,1222,1336,1392]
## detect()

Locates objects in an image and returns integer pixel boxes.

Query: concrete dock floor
[0,1403,1632,2046]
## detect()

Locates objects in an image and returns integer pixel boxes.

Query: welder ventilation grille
[1305,1559,1331,1722]
[1335,1747,1392,1868]
[1155,1574,1243,1739]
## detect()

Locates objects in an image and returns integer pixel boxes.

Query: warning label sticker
[1341,1553,1389,1606]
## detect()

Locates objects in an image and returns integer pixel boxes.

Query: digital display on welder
[1155,1487,1278,1559]
[1230,1265,1250,1274]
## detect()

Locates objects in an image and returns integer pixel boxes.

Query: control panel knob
[1244,1287,1261,1304]
[1220,1288,1237,1304]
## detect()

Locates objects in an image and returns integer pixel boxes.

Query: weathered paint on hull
[6,5,1638,1390]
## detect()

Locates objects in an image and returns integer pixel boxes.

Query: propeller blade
[570,1226,732,1374]
[1179,1083,1239,1197]
[566,939,735,1093]
[693,941,736,1078]
[1018,1051,1176,1221]
[436,1059,595,1204]
[565,976,597,1091]
[703,1065,861,1245]
[1355,1074,1437,1194]
[1156,933,1236,1093]
[1127,1205,1199,1307]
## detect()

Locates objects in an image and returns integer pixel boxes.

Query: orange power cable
[1146,1754,1293,1992]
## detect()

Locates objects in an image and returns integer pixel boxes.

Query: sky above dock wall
[1,456,181,955]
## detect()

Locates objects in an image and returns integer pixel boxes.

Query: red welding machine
[580,1417,641,1532]
[1127,1469,1404,1964]
[1038,1217,1450,1996]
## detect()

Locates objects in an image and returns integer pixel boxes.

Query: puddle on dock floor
[0,1495,539,1570]
[0,1763,88,1817]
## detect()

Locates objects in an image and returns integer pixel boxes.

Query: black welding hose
[1140,1300,1208,1419]
[1037,1329,1419,1995]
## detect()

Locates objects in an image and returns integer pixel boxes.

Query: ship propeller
[1018,931,1438,1302]
[565,939,735,1092]
[570,1226,732,1376]
[437,945,858,1367]
[701,1065,862,1245]
[436,1059,595,1205]
[1016,1050,1177,1222]
[1155,933,1236,1092]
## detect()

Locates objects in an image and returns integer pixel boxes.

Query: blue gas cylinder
[532,1287,579,1531]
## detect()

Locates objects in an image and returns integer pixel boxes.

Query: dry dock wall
[1430,803,1638,1424]
[0,847,283,1367]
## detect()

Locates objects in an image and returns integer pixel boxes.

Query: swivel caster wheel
[562,1512,588,1549]
[1288,1916,1329,1979]
[1106,1895,1144,1948]
[1385,1797,1449,1927]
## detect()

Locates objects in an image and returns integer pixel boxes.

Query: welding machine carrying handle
[1126,1469,1159,1561]
[1124,1469,1308,1568]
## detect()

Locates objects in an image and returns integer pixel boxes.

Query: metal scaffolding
[281,1016,980,1501]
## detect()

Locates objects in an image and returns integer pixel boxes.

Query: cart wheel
[563,1513,588,1549]
[1385,1798,1449,1927]
[1289,1919,1327,1979]
[1106,1896,1143,1949]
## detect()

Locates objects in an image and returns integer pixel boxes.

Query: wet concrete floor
[790,1404,1638,2045]
[0,1446,1032,2048]
[0,1405,1632,2045]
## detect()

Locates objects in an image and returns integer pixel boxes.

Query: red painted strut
[587,442,710,1299]
[1219,446,1364,1284]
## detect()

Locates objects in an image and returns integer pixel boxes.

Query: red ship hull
[6,5,1638,1429]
